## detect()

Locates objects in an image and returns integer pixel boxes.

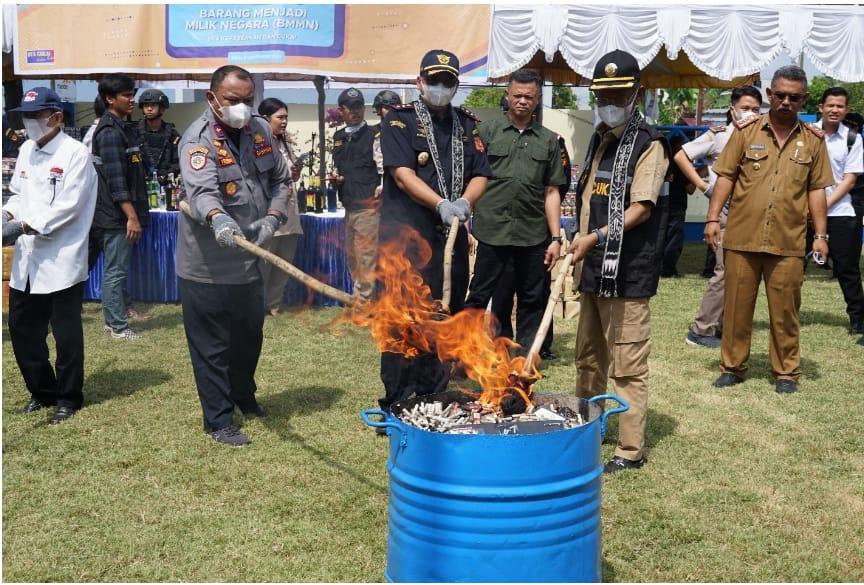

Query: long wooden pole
[525,252,575,370]
[440,217,460,314]
[178,201,356,306]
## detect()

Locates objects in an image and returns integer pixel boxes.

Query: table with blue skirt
[84,210,352,307]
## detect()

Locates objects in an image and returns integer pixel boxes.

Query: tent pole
[314,76,327,188]
[696,88,705,127]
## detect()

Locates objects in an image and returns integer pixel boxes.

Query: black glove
[246,215,280,247]
[210,213,243,248]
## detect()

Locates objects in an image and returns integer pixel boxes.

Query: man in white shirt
[2,87,98,424]
[674,86,763,349]
[816,87,864,334]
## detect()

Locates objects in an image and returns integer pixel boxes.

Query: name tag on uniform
[748,144,766,150]
[254,145,273,158]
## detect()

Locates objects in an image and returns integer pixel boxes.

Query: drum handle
[588,394,629,437]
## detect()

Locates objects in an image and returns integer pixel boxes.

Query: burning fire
[343,229,540,411]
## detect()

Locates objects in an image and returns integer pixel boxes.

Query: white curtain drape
[488,4,864,83]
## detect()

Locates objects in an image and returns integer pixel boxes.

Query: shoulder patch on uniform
[805,123,825,140]
[389,120,407,129]
[188,146,209,170]
[733,116,758,131]
[456,105,479,122]
[709,125,726,134]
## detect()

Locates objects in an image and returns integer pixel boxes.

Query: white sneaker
[110,327,142,341]
[103,325,112,334]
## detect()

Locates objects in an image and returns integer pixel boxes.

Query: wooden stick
[178,201,356,306]
[525,252,575,370]
[440,216,460,314]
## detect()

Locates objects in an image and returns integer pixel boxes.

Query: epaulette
[805,123,825,140]
[456,105,479,122]
[732,115,759,131]
[709,125,726,134]
[391,103,415,111]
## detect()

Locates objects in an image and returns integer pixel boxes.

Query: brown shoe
[127,307,153,321]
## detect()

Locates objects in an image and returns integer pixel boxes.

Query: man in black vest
[332,88,383,300]
[90,74,150,341]
[377,49,491,412]
[567,50,669,474]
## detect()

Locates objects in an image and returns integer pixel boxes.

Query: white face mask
[731,108,757,123]
[422,81,457,108]
[597,105,630,128]
[22,113,56,141]
[596,91,637,128]
[212,96,252,129]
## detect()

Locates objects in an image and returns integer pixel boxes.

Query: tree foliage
[552,86,576,109]
[657,88,697,125]
[464,87,506,109]
[802,76,864,116]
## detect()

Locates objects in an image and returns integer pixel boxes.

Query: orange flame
[343,228,540,409]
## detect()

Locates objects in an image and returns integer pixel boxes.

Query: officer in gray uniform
[177,65,290,447]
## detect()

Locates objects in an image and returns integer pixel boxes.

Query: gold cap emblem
[418,152,430,167]
[437,54,450,65]
[604,63,618,77]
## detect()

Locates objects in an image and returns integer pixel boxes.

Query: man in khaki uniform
[567,50,669,474]
[706,65,834,394]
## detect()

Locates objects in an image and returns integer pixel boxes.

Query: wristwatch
[813,233,830,241]
[551,235,563,244]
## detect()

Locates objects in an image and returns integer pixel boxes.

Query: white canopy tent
[487,4,864,87]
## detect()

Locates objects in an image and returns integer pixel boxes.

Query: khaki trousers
[345,208,380,301]
[721,249,804,381]
[262,234,300,311]
[575,294,651,461]
[691,209,728,336]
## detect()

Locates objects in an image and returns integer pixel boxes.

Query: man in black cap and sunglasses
[705,65,834,394]
[566,50,670,474]
[375,49,491,414]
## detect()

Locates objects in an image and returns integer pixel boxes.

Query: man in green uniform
[465,68,567,352]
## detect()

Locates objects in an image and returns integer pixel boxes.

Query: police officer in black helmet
[136,88,181,180]
[376,49,492,413]
[373,90,402,119]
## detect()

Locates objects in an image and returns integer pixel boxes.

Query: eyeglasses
[594,90,638,108]
[769,91,805,103]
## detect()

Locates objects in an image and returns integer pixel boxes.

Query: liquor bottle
[147,171,160,209]
[165,173,175,211]
[313,186,324,213]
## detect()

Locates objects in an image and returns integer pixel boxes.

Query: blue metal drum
[361,392,627,583]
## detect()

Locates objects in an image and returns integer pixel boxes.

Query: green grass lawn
[3,243,864,582]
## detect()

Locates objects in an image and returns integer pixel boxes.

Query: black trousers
[490,256,553,353]
[8,281,85,409]
[179,278,265,432]
[465,240,549,351]
[827,215,864,326]
[377,224,469,411]
[662,213,686,276]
